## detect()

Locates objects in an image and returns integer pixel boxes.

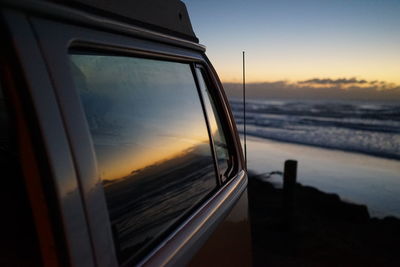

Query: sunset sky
[184,0,400,86]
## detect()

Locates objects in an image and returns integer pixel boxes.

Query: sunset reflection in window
[70,53,218,262]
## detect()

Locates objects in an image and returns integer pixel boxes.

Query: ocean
[229,99,400,218]
[231,99,400,160]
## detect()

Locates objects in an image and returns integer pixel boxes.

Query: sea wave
[230,99,400,160]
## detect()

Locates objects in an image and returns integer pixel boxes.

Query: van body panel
[189,189,253,267]
[69,0,198,42]
[140,171,248,267]
[1,0,205,51]
[0,9,95,266]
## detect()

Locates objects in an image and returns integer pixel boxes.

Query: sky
[183,0,400,88]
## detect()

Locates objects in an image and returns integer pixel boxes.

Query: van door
[28,15,251,266]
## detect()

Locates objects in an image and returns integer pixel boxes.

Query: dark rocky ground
[248,173,400,267]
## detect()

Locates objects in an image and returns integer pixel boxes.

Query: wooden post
[283,160,298,212]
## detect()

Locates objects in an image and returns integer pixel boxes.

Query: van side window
[69,54,219,263]
[195,67,231,180]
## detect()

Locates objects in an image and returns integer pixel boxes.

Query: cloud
[298,77,368,85]
[295,78,400,92]
[223,78,400,102]
[296,77,399,91]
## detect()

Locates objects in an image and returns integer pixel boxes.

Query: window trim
[192,65,228,183]
[200,58,245,173]
[194,64,239,181]
[190,64,223,186]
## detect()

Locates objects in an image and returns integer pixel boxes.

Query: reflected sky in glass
[70,54,212,181]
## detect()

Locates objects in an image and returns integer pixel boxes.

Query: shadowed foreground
[248,174,400,267]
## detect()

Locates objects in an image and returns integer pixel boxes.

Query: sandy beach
[244,136,400,218]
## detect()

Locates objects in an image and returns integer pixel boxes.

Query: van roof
[57,0,198,43]
[1,0,203,50]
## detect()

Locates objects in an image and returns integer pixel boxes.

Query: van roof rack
[56,0,199,43]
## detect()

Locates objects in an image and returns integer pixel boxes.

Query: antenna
[242,51,247,169]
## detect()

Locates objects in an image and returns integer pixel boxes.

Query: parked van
[0,0,252,266]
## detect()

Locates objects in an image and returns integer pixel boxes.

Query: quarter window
[69,54,218,263]
[195,67,231,180]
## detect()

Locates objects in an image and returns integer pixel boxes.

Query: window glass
[195,68,231,178]
[69,54,218,263]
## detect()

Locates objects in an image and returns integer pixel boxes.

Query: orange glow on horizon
[219,75,400,87]
[98,121,212,182]
[100,138,209,182]
[206,48,400,86]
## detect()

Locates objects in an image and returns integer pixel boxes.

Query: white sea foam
[230,99,400,160]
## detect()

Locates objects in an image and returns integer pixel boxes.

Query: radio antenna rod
[242,51,247,169]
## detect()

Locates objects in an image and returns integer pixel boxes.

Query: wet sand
[244,136,400,218]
